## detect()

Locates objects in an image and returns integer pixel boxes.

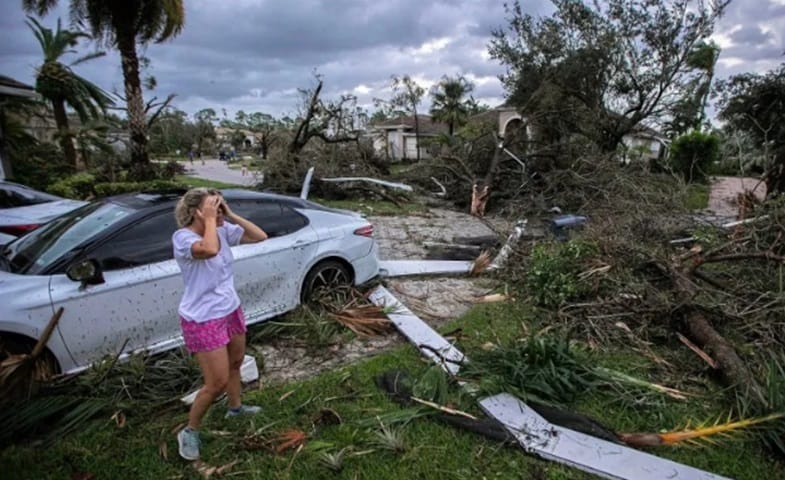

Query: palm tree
[24,0,185,180]
[429,75,476,136]
[26,16,111,171]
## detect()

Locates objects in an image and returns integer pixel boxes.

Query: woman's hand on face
[220,198,234,218]
[196,195,221,221]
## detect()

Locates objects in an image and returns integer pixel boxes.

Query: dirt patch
[252,207,503,385]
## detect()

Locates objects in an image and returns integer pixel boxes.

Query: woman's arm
[191,196,221,258]
[222,200,268,244]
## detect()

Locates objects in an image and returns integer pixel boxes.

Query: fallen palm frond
[0,307,63,401]
[329,303,392,337]
[470,250,493,276]
[0,395,108,446]
[0,345,202,447]
[460,334,596,406]
[594,367,689,400]
[618,412,785,447]
[192,459,239,478]
[269,429,308,454]
[410,396,478,420]
[735,352,785,457]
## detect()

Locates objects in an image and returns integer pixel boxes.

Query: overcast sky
[1,0,783,120]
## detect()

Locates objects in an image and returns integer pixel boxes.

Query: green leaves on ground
[525,239,599,308]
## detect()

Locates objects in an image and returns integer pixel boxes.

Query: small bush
[668,130,720,183]
[93,180,184,198]
[47,172,97,199]
[10,142,73,191]
[525,239,599,308]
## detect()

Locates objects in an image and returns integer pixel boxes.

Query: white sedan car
[0,189,379,374]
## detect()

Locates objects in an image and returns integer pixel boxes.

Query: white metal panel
[378,260,473,277]
[479,393,731,480]
[368,286,464,375]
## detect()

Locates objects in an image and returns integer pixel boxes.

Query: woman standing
[172,188,268,460]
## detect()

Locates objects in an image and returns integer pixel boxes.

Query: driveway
[707,176,766,217]
[183,158,257,187]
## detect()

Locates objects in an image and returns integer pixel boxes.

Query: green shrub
[9,142,73,191]
[47,172,97,199]
[525,239,599,308]
[668,130,720,183]
[93,180,184,198]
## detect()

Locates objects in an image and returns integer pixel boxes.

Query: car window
[0,186,38,208]
[87,212,178,270]
[0,184,60,208]
[4,202,134,274]
[229,200,308,237]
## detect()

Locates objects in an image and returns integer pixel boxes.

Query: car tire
[301,260,352,304]
[0,334,59,399]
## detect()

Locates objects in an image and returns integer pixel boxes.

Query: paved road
[182,158,258,187]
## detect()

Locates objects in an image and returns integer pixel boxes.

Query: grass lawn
[174,176,243,189]
[1,300,780,479]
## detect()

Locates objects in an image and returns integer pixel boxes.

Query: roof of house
[0,74,36,98]
[372,114,449,135]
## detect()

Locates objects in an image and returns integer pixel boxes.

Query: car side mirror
[66,259,105,286]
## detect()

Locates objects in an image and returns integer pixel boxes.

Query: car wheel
[0,334,59,399]
[301,260,352,304]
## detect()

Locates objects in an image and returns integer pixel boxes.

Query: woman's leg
[188,347,230,429]
[225,333,246,409]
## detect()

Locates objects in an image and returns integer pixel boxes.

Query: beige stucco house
[370,114,449,160]
[370,106,665,162]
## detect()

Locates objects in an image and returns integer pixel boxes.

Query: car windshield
[2,201,134,275]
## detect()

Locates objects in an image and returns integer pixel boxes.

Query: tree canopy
[716,65,785,196]
[429,75,477,136]
[489,0,729,153]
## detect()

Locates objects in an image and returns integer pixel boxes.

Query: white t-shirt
[172,222,244,323]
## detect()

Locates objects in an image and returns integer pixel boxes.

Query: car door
[229,200,319,323]
[48,212,178,366]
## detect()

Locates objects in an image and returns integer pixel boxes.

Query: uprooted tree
[262,75,385,195]
[409,0,730,217]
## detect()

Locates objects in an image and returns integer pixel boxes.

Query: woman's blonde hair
[174,188,221,227]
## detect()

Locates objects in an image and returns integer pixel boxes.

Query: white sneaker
[225,404,262,418]
[177,427,200,460]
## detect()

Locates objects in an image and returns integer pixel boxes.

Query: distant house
[620,125,668,163]
[0,75,37,180]
[370,115,449,160]
[370,108,534,161]
[369,106,665,163]
[215,127,256,150]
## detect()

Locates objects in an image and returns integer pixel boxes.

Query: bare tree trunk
[117,31,153,180]
[52,99,81,171]
[289,80,323,157]
[670,267,766,405]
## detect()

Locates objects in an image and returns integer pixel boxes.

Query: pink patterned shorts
[180,307,247,353]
